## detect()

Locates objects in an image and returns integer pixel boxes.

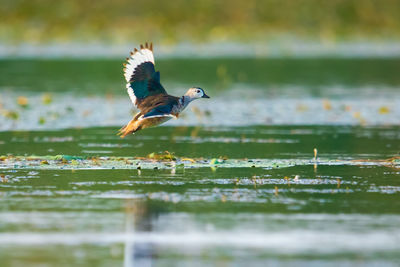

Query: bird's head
[184,87,210,100]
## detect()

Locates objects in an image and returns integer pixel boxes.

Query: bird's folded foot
[117,120,141,138]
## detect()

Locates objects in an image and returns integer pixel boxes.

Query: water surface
[1,58,400,266]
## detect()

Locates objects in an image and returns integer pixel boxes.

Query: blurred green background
[1,0,400,45]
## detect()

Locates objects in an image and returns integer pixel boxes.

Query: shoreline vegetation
[1,0,400,45]
[2,41,400,58]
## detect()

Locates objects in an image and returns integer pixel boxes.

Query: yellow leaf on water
[17,96,29,108]
[296,104,308,112]
[322,99,332,110]
[42,94,53,105]
[181,157,195,163]
[146,151,175,161]
[378,106,390,114]
[353,111,361,118]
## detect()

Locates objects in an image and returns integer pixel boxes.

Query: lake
[1,58,400,266]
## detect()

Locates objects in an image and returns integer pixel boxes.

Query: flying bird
[118,43,210,137]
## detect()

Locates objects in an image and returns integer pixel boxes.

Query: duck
[118,43,210,138]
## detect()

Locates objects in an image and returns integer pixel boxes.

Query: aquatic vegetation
[38,117,46,125]
[0,154,399,170]
[145,151,176,161]
[1,110,19,120]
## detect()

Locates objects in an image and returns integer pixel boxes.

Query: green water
[1,58,400,94]
[1,58,400,266]
[1,126,400,159]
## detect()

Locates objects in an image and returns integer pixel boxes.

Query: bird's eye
[196,90,200,93]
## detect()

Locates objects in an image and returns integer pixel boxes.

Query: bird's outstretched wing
[123,43,167,109]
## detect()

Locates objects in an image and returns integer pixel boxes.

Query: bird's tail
[117,119,141,138]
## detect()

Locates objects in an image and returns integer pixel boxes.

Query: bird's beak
[202,93,210,99]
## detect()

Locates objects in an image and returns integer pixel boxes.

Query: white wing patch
[138,114,177,121]
[126,83,136,106]
[123,43,155,106]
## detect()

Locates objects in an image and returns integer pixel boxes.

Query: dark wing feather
[129,62,167,100]
[123,43,168,109]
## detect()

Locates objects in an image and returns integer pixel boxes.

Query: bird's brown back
[137,94,180,114]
